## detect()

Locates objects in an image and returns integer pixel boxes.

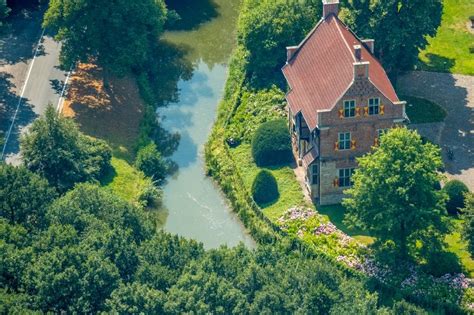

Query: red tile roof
[282,15,399,130]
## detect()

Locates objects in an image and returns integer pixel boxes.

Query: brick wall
[315,78,405,205]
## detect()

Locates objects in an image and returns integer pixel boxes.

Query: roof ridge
[334,17,356,63]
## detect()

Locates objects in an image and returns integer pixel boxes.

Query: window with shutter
[368,98,380,115]
[338,132,351,150]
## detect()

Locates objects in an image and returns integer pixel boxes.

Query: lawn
[318,204,375,245]
[418,0,474,75]
[230,143,310,221]
[100,157,153,205]
[402,95,447,124]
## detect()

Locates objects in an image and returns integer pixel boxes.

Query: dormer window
[369,98,380,115]
[343,100,356,118]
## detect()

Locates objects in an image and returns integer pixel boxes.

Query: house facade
[282,0,407,205]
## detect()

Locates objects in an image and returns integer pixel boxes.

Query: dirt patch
[62,63,144,161]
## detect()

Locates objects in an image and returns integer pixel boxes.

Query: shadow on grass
[318,204,375,245]
[401,94,447,124]
[99,164,118,187]
[165,0,219,31]
[418,53,456,73]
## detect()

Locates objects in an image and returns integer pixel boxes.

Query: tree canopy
[341,0,442,77]
[21,106,111,191]
[238,0,320,86]
[343,128,448,259]
[43,0,167,75]
[0,164,56,229]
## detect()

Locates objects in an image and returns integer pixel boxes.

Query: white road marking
[56,66,73,113]
[1,29,46,160]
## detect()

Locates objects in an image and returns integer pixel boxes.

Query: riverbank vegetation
[206,0,473,312]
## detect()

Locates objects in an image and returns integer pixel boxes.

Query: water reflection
[157,0,254,248]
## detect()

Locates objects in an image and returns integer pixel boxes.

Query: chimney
[286,46,298,62]
[354,61,370,80]
[323,0,339,19]
[362,39,375,54]
[354,45,362,61]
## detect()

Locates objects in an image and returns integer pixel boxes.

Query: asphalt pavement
[0,8,68,165]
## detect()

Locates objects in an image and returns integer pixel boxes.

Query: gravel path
[398,71,474,190]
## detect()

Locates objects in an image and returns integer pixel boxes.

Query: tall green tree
[43,0,167,78]
[0,165,56,229]
[21,106,111,191]
[238,0,320,86]
[343,128,448,259]
[342,0,442,77]
[463,192,474,257]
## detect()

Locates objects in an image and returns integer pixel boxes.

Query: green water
[157,0,254,248]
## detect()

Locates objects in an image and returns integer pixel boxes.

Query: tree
[238,0,320,85]
[343,128,448,259]
[47,183,154,243]
[135,143,169,183]
[251,119,293,167]
[463,192,474,257]
[251,170,279,206]
[105,282,166,314]
[443,179,469,215]
[21,105,111,191]
[342,0,442,77]
[0,164,56,229]
[43,0,167,79]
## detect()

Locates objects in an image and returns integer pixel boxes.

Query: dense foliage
[226,87,287,144]
[0,165,56,230]
[343,128,448,260]
[341,0,443,77]
[443,179,469,215]
[252,170,279,206]
[135,143,170,184]
[0,177,420,313]
[238,0,320,86]
[43,0,167,76]
[463,193,474,256]
[251,119,293,167]
[21,106,111,192]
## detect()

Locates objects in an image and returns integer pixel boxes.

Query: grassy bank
[418,0,474,75]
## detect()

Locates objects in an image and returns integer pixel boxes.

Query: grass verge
[418,0,474,75]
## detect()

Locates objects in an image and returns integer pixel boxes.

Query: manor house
[282,0,407,205]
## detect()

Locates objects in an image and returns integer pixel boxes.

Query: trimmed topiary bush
[251,119,292,167]
[443,179,469,215]
[252,170,279,206]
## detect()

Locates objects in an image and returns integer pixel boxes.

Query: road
[0,8,68,165]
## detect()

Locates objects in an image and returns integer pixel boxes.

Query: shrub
[251,119,292,167]
[135,143,168,183]
[443,180,469,215]
[252,170,279,206]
